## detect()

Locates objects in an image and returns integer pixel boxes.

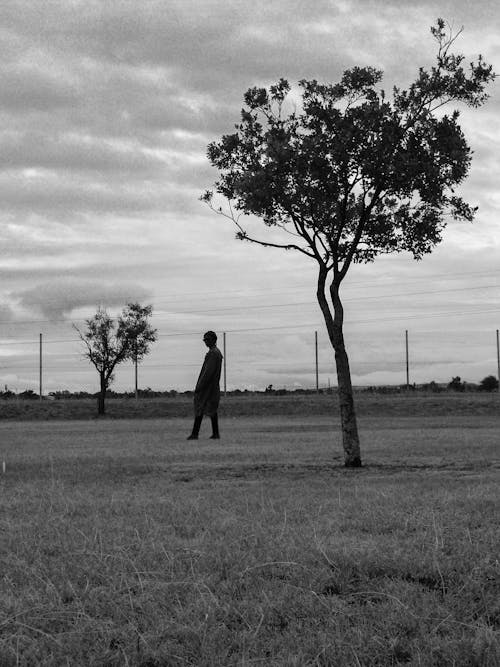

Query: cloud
[15,280,152,320]
[0,62,78,113]
[0,0,499,392]
[0,131,168,174]
[0,303,16,323]
[0,174,149,216]
[0,0,496,225]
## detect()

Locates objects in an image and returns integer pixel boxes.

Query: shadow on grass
[2,455,498,487]
[171,459,500,482]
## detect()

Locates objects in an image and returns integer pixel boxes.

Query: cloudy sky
[1,0,499,394]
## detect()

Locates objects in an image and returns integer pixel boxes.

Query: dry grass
[0,411,499,665]
[1,390,499,421]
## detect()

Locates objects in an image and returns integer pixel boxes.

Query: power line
[1,280,500,326]
[1,303,500,349]
[5,266,500,312]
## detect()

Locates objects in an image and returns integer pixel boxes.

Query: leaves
[74,303,157,387]
[243,86,269,109]
[204,20,495,279]
[119,303,158,363]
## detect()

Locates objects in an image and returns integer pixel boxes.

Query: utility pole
[39,333,43,400]
[496,329,500,392]
[405,329,409,390]
[134,340,139,401]
[135,358,138,401]
[315,330,319,393]
[223,332,227,396]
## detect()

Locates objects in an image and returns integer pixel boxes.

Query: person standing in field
[187,331,223,440]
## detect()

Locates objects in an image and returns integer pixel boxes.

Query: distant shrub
[19,390,39,400]
[0,390,16,399]
[448,376,465,392]
[479,375,499,391]
[423,381,444,393]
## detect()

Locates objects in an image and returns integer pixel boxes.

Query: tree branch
[73,324,101,372]
[205,198,316,258]
[237,230,316,257]
[316,263,335,345]
[339,184,384,280]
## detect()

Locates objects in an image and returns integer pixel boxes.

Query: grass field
[0,396,499,665]
[1,390,499,420]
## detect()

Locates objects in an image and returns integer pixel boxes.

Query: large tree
[202,20,495,467]
[75,303,157,415]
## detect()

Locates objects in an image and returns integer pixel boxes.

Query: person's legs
[210,413,220,439]
[187,415,203,440]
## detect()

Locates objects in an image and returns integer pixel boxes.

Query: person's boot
[209,414,220,439]
[187,416,203,440]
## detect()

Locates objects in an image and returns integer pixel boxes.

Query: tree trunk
[316,268,362,467]
[332,328,362,467]
[98,372,106,416]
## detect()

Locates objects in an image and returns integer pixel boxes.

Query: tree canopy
[204,20,494,278]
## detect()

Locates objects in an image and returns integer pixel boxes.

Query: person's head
[203,331,217,347]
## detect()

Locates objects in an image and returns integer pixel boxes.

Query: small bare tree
[74,303,157,415]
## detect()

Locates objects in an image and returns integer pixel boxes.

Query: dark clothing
[189,414,219,439]
[193,345,223,417]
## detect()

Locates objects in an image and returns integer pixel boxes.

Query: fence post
[39,333,43,400]
[496,329,500,392]
[315,330,319,393]
[405,329,409,390]
[223,332,227,396]
[135,353,138,401]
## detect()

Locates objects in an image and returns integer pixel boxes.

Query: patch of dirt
[252,424,335,433]
[170,459,500,482]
